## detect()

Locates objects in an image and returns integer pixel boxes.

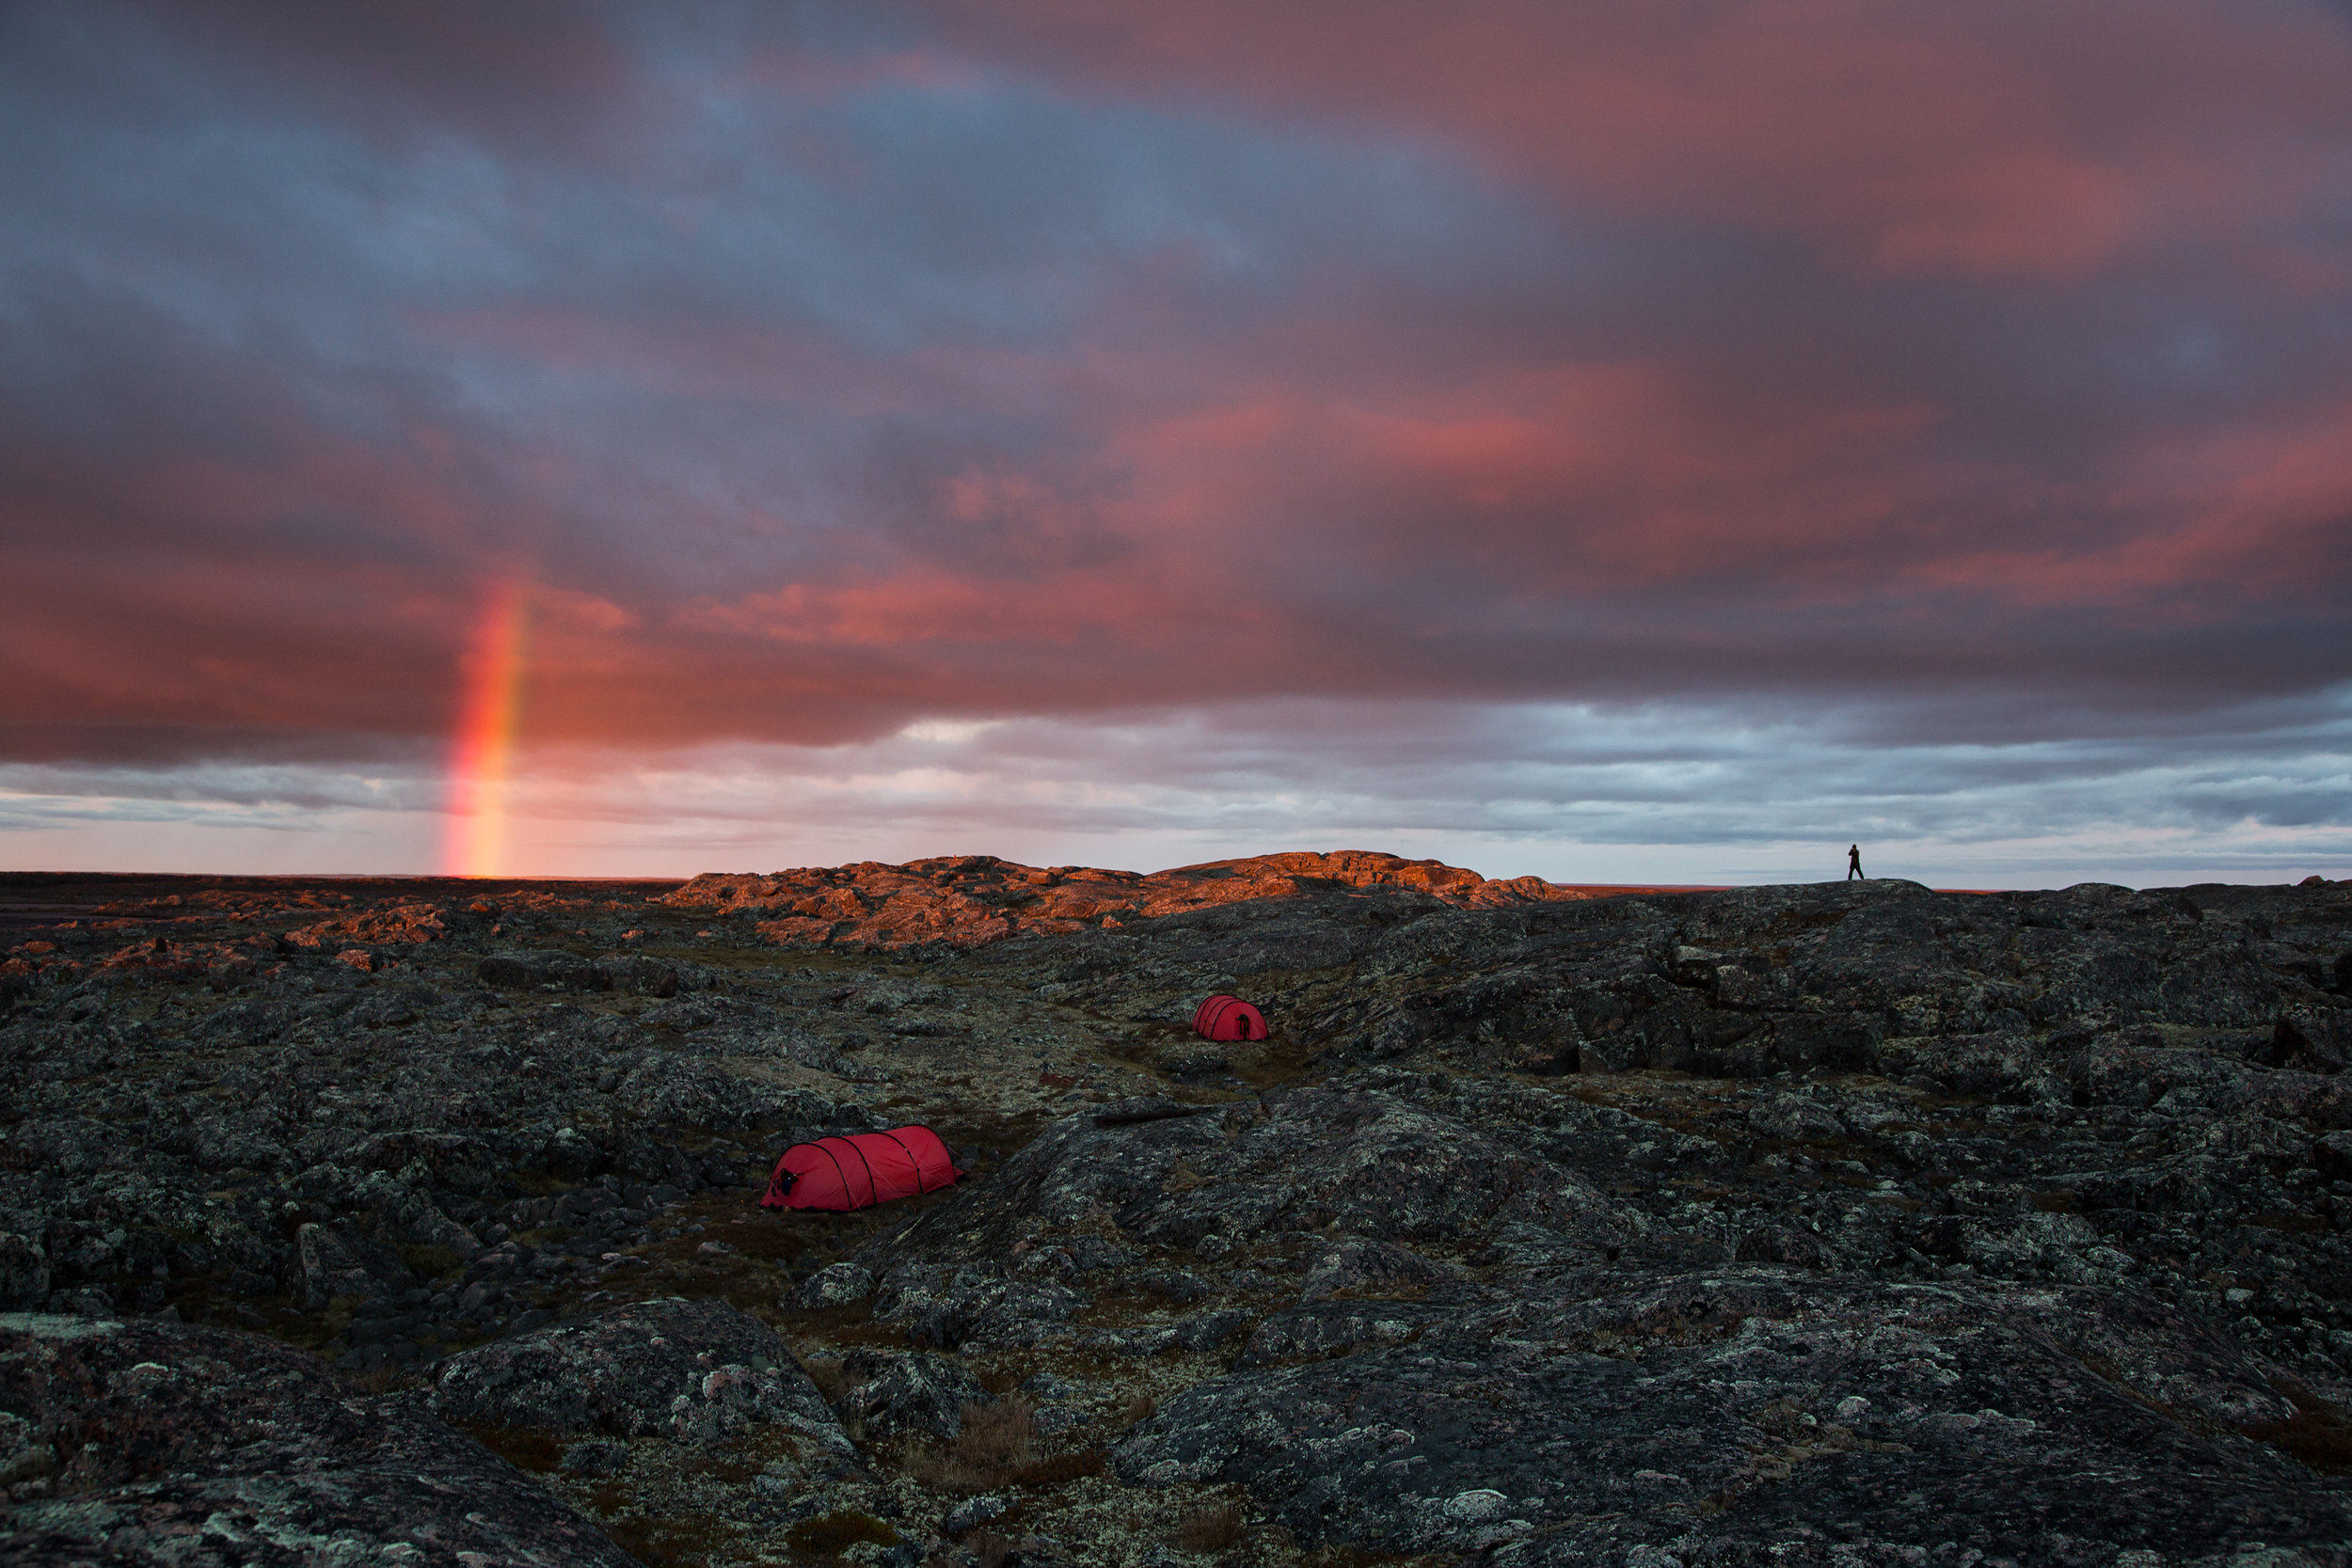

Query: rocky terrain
[4,854,2352,1566]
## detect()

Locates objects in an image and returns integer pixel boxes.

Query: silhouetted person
[1847,845,1864,880]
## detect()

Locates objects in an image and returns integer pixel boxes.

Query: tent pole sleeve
[877,1129,928,1193]
[839,1136,881,1206]
[812,1143,854,1207]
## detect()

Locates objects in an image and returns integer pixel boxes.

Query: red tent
[761,1125,960,1212]
[1192,994,1267,1042]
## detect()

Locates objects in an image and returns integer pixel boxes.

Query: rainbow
[444,578,531,878]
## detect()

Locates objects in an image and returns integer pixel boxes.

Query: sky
[2,0,2348,888]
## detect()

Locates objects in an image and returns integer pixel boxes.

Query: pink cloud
[1093,361,1953,600]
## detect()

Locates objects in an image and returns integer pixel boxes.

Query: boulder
[795,1261,876,1308]
[1297,1238,1452,1302]
[596,952,685,997]
[293,1221,415,1311]
[1744,1093,1846,1142]
[430,1296,856,1461]
[2271,1006,2352,1073]
[478,949,608,991]
[837,1349,986,1439]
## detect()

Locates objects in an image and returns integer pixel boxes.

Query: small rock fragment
[796,1261,877,1308]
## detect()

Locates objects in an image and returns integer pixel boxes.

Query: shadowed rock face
[0,1312,636,1565]
[1118,1275,2345,1561]
[3,864,2351,1564]
[849,1067,2352,1560]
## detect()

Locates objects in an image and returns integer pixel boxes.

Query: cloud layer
[2,0,2347,880]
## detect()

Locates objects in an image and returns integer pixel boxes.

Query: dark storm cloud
[0,0,2346,875]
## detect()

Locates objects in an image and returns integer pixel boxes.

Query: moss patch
[785,1511,901,1554]
[603,1510,734,1568]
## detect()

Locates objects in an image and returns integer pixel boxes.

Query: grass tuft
[2244,1378,2352,1475]
[399,1242,462,1279]
[1011,1447,1105,1488]
[785,1511,900,1554]
[457,1421,564,1473]
[799,1353,846,1405]
[915,1396,1036,1492]
[1176,1498,1245,1553]
[340,1362,427,1395]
